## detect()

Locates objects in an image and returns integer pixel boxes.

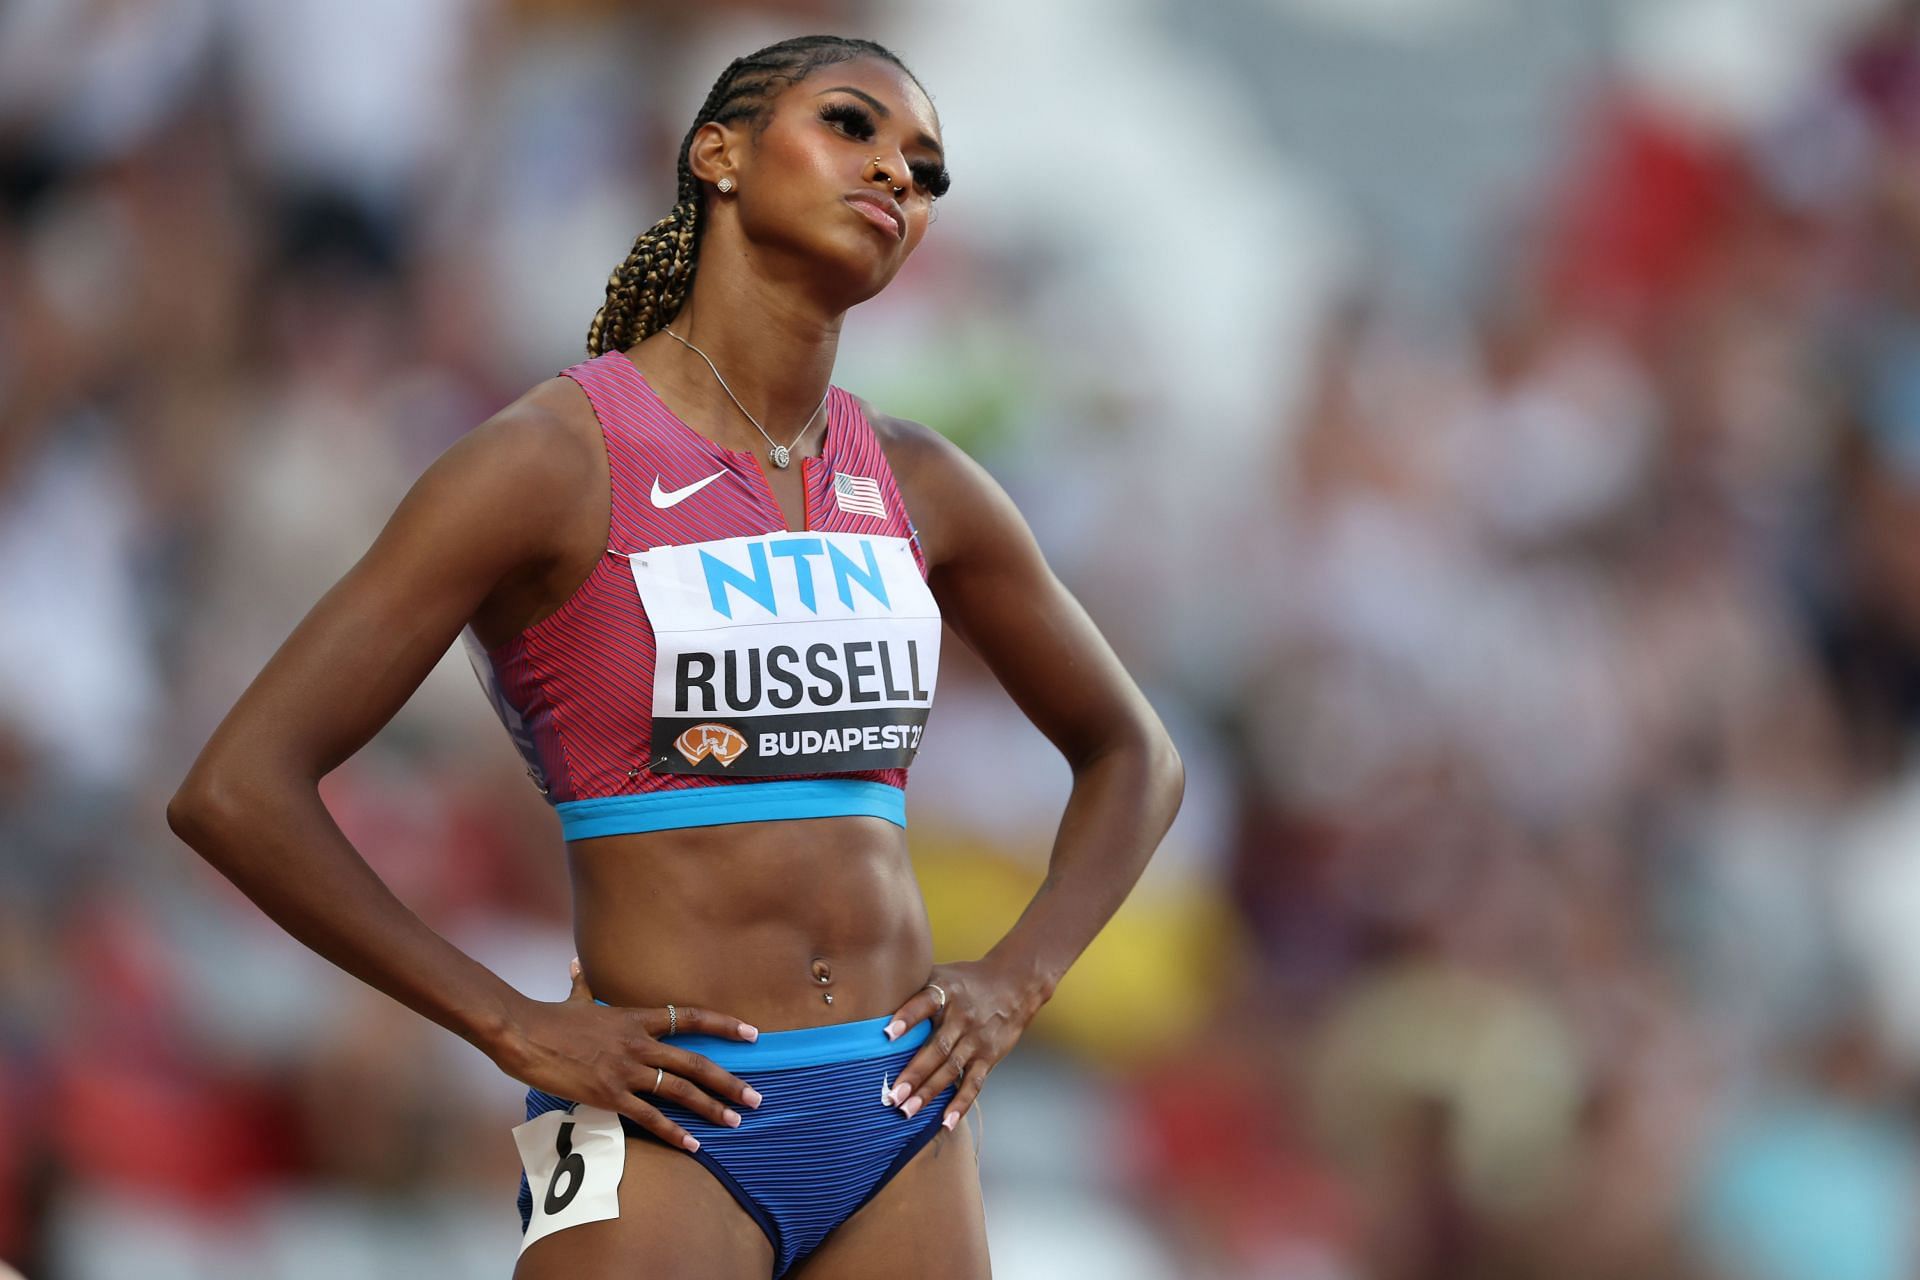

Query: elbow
[1152,727,1185,818]
[166,766,256,850]
[167,775,255,882]
[1079,718,1184,816]
[166,777,222,847]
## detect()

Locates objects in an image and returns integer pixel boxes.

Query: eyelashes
[817,100,876,140]
[817,100,951,200]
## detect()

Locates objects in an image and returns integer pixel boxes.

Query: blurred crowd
[15,0,1920,1277]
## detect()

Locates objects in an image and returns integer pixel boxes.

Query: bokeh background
[16,0,1920,1276]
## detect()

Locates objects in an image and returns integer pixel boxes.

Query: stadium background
[9,0,1920,1276]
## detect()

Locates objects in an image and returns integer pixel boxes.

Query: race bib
[513,1104,625,1254]
[630,532,941,776]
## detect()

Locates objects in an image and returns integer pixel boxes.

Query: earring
[717,177,735,193]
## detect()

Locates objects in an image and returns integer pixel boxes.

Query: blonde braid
[586,199,700,357]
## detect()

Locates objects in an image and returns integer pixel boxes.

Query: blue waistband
[592,1002,932,1070]
[555,779,905,841]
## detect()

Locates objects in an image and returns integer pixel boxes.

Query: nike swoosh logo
[650,470,729,508]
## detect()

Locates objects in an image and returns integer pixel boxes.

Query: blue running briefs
[516,1013,957,1277]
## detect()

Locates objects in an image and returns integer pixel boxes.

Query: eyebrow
[815,86,945,163]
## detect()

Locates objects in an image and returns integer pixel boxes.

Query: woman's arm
[166,381,761,1150]
[870,412,1186,1128]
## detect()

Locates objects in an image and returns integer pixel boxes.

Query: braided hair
[586,35,930,357]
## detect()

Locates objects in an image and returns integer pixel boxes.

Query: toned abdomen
[566,815,934,1032]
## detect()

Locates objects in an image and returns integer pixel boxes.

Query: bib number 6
[513,1104,626,1254]
[545,1121,587,1215]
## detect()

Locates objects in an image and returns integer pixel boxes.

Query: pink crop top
[460,349,940,840]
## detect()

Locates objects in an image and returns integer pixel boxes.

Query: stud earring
[717,177,735,193]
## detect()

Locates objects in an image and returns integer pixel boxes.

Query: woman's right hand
[491,959,764,1152]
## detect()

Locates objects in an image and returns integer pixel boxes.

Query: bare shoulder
[852,395,1033,574]
[461,372,601,488]
[425,372,611,648]
[860,400,967,485]
[418,372,609,553]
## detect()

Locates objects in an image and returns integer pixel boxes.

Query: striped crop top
[460,349,939,841]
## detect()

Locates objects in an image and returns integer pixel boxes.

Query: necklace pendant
[769,443,791,469]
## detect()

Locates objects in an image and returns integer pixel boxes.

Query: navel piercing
[717,176,735,193]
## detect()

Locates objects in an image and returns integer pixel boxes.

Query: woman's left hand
[879,958,1048,1132]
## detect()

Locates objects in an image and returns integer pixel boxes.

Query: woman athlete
[168,34,1183,1280]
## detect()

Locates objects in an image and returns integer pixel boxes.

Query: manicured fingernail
[739,1023,758,1041]
[889,1082,908,1105]
[683,1136,700,1152]
[884,1019,904,1040]
[743,1087,763,1108]
[901,1097,922,1118]
[723,1109,741,1127]
[569,957,581,978]
[943,1112,958,1130]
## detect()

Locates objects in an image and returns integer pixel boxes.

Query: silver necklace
[661,326,828,469]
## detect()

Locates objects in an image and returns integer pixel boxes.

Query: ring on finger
[653,1065,664,1093]
[926,982,946,1011]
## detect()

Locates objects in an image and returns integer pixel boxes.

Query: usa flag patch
[833,471,888,519]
